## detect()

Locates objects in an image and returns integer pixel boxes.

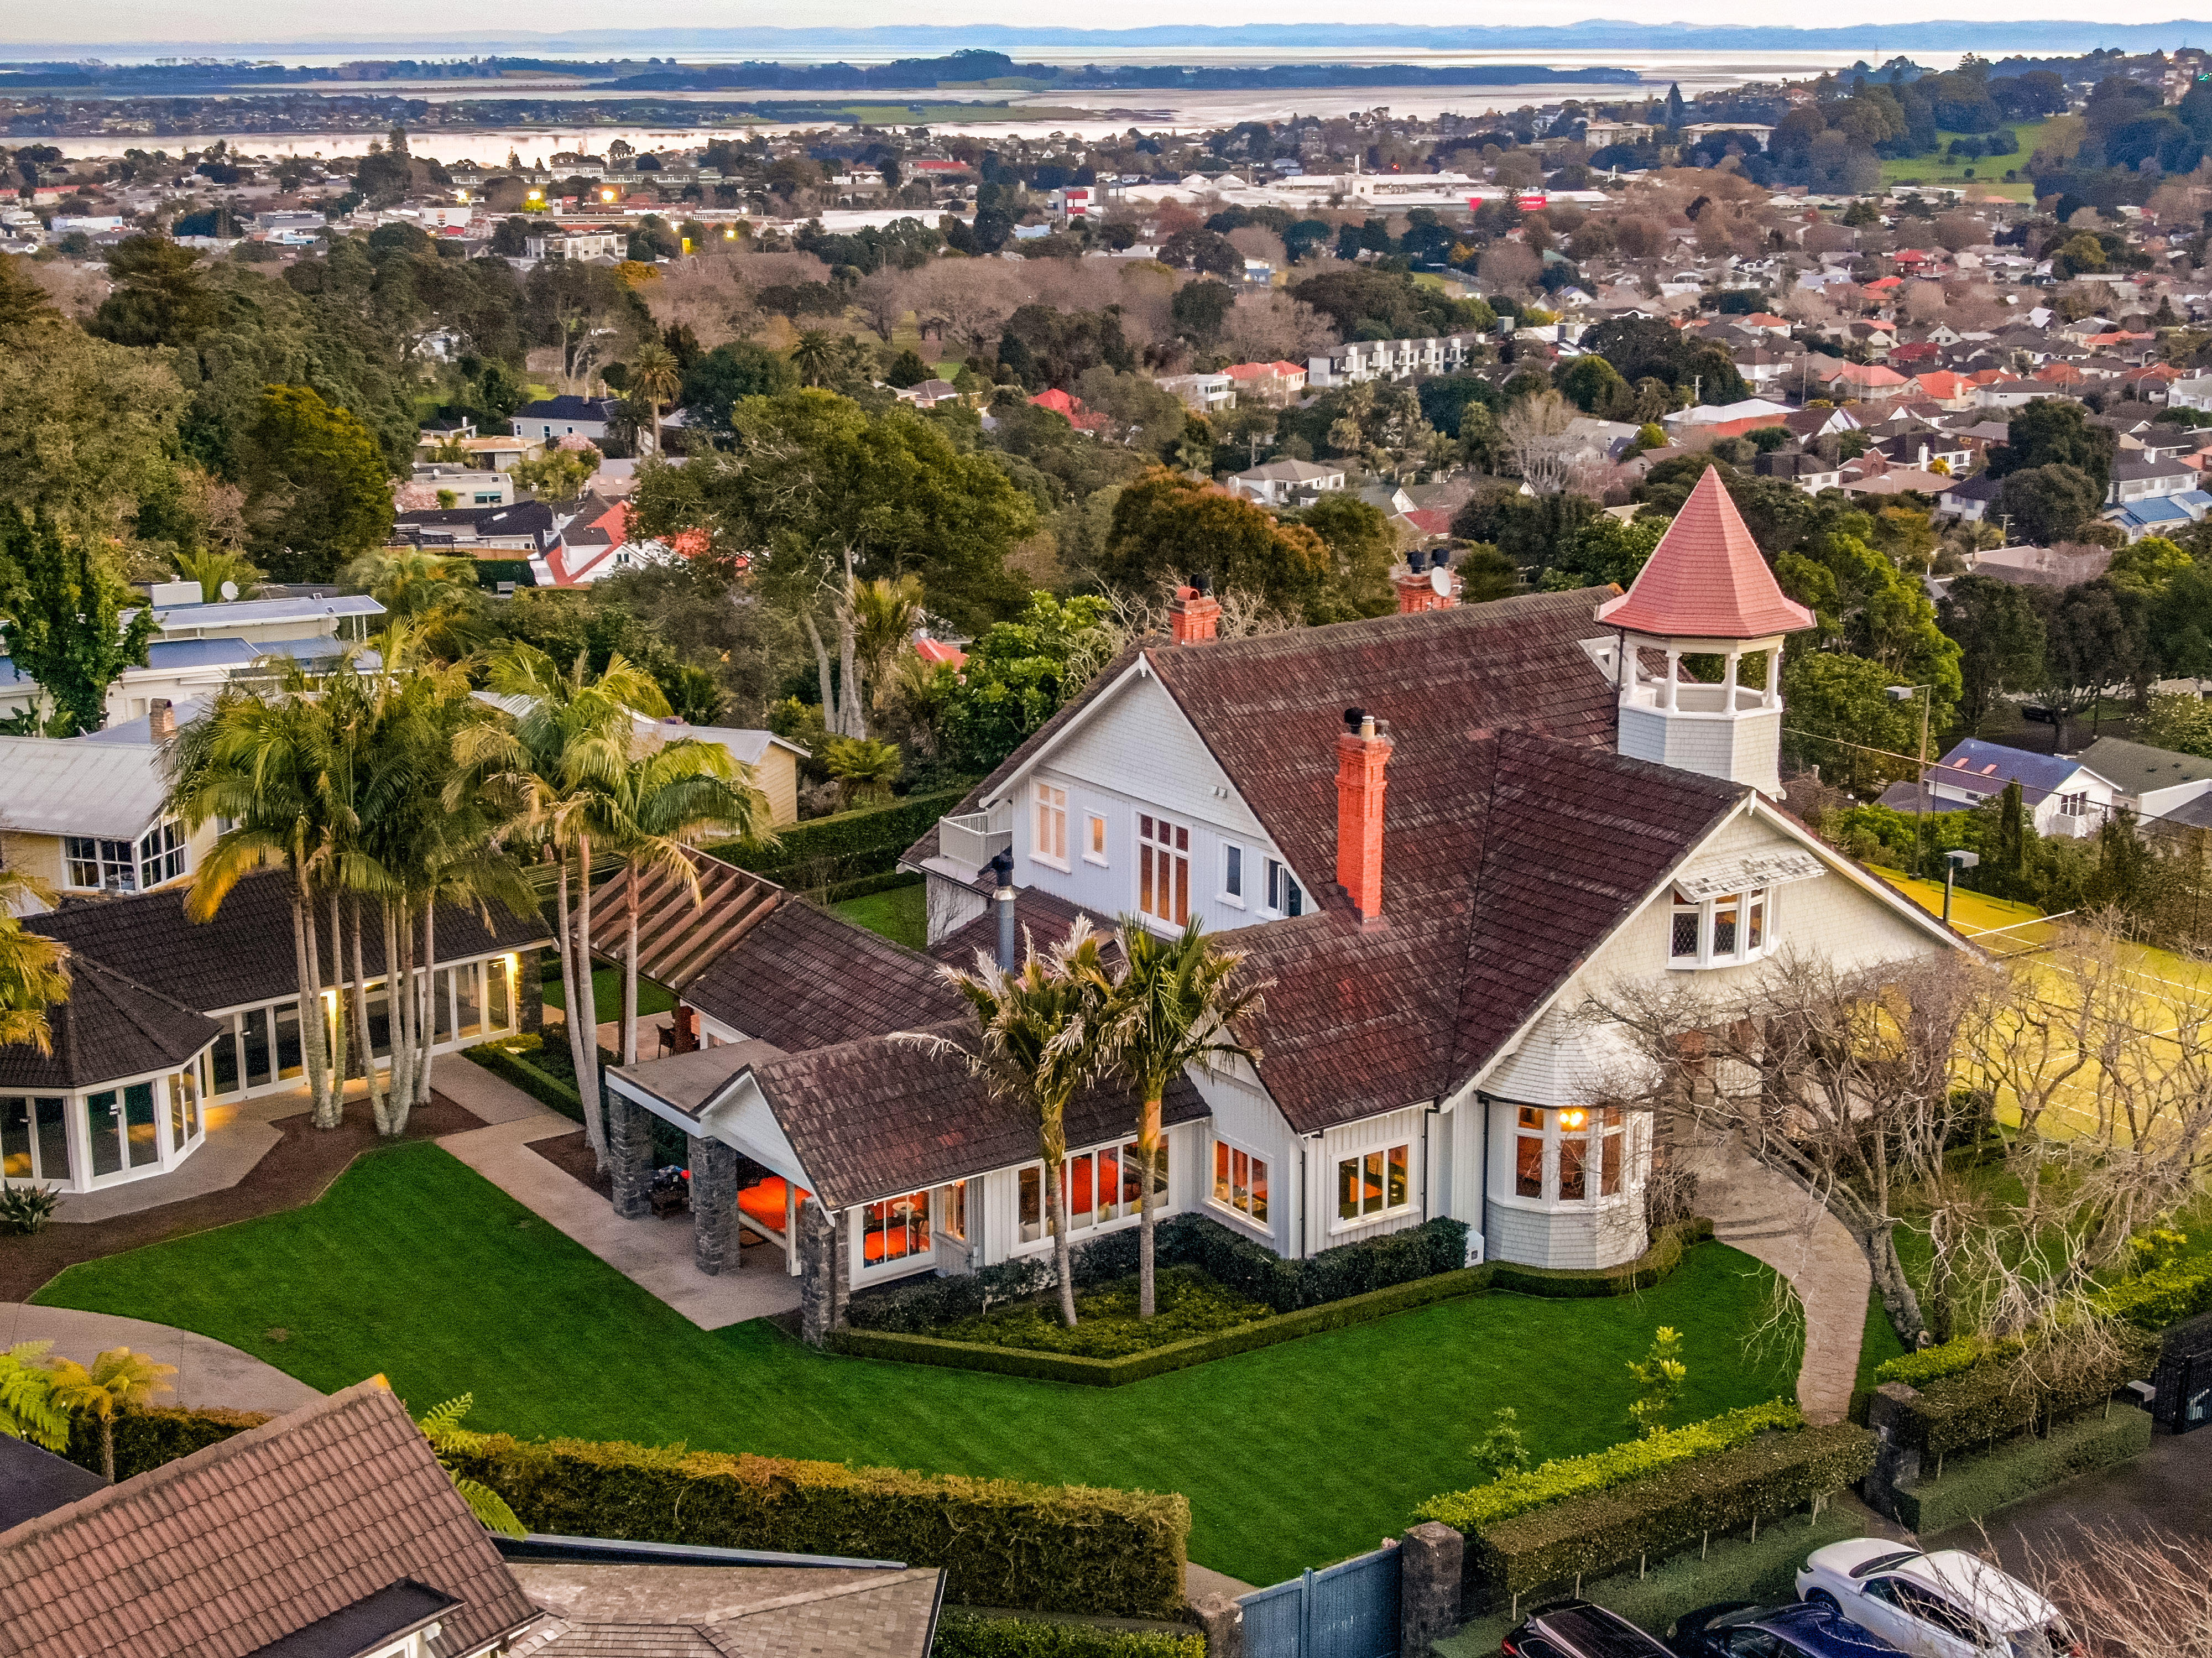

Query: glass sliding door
[34,1098,69,1184]
[364,980,392,1061]
[274,1001,303,1080]
[242,1008,273,1089]
[210,1015,241,1098]
[0,1097,28,1180]
[434,969,453,1044]
[88,1090,123,1179]
[487,957,510,1030]
[124,1083,159,1169]
[456,963,482,1038]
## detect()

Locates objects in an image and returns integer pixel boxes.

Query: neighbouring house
[393,500,560,556]
[2107,453,2198,505]
[1807,358,1911,400]
[474,694,809,827]
[0,1378,949,1658]
[585,471,1965,1336]
[408,463,514,508]
[1227,458,1347,506]
[1879,737,2117,837]
[1936,473,2005,523]
[7,871,546,1196]
[526,230,622,260]
[0,705,208,907]
[1752,451,1844,493]
[1962,543,2113,588]
[1155,372,1236,414]
[513,396,618,444]
[1224,360,1309,408]
[2073,736,2212,823]
[2105,490,2212,541]
[1663,398,1794,439]
[894,378,964,409]
[1029,387,1110,432]
[1306,332,1483,388]
[453,434,545,473]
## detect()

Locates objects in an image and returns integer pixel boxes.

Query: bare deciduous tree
[1500,389,1583,495]
[2013,1524,2212,1658]
[1214,289,1340,367]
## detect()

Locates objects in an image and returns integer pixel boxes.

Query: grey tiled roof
[0,952,221,1091]
[678,899,964,1051]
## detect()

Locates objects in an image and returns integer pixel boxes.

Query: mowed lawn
[541,966,677,1027]
[831,882,930,951]
[34,1144,1798,1585]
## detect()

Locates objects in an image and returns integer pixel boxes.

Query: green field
[33,1143,1798,1585]
[1879,119,2047,202]
[831,882,928,951]
[541,966,676,1026]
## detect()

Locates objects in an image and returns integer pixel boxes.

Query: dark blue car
[1670,1600,1903,1658]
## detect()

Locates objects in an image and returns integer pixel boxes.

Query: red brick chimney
[148,698,176,743]
[1335,707,1392,922]
[1394,549,1458,616]
[1169,581,1220,645]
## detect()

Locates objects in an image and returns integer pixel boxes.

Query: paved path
[1682,1132,1871,1425]
[433,1063,801,1332]
[0,1302,321,1415]
[1927,1420,2212,1562]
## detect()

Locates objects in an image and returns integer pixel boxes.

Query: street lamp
[1943,849,1979,927]
[1888,684,1933,875]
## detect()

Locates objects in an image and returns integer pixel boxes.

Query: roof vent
[1343,706,1367,732]
[1406,549,1427,574]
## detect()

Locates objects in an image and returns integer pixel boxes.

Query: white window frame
[1506,1103,1638,1209]
[137,818,187,888]
[64,835,139,893]
[1015,1134,1168,1251]
[1263,857,1305,918]
[1135,810,1191,929]
[1083,811,1109,866]
[1333,1140,1413,1231]
[1220,843,1246,908]
[1209,1133,1270,1229]
[1667,885,1774,969]
[1031,781,1070,871]
[855,1188,934,1275]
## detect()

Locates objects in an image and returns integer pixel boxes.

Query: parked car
[1505,1599,1676,1658]
[1671,1599,1903,1657]
[1796,1541,2081,1658]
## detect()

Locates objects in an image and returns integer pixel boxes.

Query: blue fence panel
[1237,1545,1400,1658]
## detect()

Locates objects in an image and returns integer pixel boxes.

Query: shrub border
[828,1221,1715,1386]
[1888,1404,2151,1534]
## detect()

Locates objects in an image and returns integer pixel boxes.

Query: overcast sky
[8,0,2211,49]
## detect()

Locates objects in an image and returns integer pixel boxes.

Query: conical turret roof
[1595,467,1815,640]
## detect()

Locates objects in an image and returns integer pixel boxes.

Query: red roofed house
[916,637,969,669]
[1224,361,1310,408]
[1808,358,1912,400]
[1029,387,1111,432]
[585,473,1962,1327]
[535,498,714,587]
[1910,371,1976,409]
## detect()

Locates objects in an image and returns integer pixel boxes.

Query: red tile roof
[0,1380,539,1658]
[1596,468,1815,640]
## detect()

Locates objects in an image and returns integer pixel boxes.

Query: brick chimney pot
[1169,585,1222,645]
[148,698,176,743]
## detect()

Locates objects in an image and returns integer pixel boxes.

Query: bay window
[1032,782,1068,867]
[1668,884,1771,968]
[1211,1138,1269,1225]
[1506,1105,1633,1204]
[1337,1142,1410,1223]
[64,837,139,893]
[1019,1136,1168,1245]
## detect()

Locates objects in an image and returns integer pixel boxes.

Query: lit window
[1211,1138,1269,1224]
[859,1190,930,1269]
[1669,885,1775,968]
[1337,1142,1410,1222]
[1139,814,1190,926]
[1515,1105,1544,1198]
[1032,782,1068,866]
[1019,1138,1167,1245]
[1508,1106,1631,1203]
[1265,857,1303,916]
[1085,812,1108,864]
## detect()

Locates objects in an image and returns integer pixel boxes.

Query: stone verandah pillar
[607,1088,655,1221]
[689,1135,738,1275]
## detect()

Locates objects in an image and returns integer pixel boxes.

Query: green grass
[541,966,676,1026]
[832,883,928,951]
[1855,1287,1909,1396]
[1877,119,2046,201]
[32,1143,1797,1585]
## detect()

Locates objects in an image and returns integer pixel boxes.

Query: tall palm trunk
[383,899,414,1132]
[553,848,599,1158]
[621,883,641,1066]
[294,862,337,1129]
[571,835,608,1162]
[349,895,387,1134]
[1137,1093,1163,1318]
[328,891,347,1124]
[1042,1110,1077,1327]
[416,899,438,1110]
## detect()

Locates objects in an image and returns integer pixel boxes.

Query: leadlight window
[1669,885,1773,968]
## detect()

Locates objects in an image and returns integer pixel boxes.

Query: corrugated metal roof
[0,738,169,838]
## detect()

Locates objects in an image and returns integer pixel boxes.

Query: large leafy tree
[2034,578,2153,747]
[1995,464,2104,548]
[1099,468,1332,616]
[0,313,187,544]
[632,387,1035,731]
[1938,573,2047,735]
[1984,400,2116,500]
[88,234,218,349]
[0,507,158,735]
[1285,493,1397,621]
[235,385,394,581]
[47,1347,175,1483]
[938,592,1115,774]
[1779,649,1930,796]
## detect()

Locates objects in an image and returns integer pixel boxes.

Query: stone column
[690,1135,738,1275]
[799,1197,840,1345]
[607,1089,655,1221]
[518,947,544,1036]
[1190,1593,1241,1658]
[1861,1381,1924,1520]
[1399,1521,1465,1655]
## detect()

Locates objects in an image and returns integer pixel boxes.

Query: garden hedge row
[2092,1257,2212,1331]
[1463,1422,1878,1610]
[1888,1405,2151,1534]
[465,1039,587,1123]
[814,869,926,905]
[838,1220,1717,1384]
[448,1435,1189,1619]
[65,1405,272,1483]
[931,1613,1204,1657]
[1415,1400,1803,1533]
[1872,1334,2012,1390]
[716,786,971,888]
[1887,1334,2157,1457]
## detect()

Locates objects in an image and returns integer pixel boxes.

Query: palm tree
[923,920,1124,1327]
[849,574,925,732]
[1113,919,1266,1317]
[629,342,681,455]
[453,643,667,1160]
[46,1346,176,1482]
[170,674,343,1128]
[598,739,771,1066]
[348,551,489,664]
[414,1393,525,1535]
[790,329,839,389]
[0,1342,70,1450]
[171,546,260,602]
[821,736,901,808]
[0,870,68,1056]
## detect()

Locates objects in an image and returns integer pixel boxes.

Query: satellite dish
[219,580,239,601]
[1430,565,1452,597]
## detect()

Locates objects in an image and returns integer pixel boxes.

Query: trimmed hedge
[1890,1404,2151,1534]
[833,1263,1497,1386]
[2094,1258,2212,1331]
[932,1613,1204,1657]
[66,1405,271,1483]
[1873,1334,2010,1389]
[838,1220,1717,1384]
[449,1435,1188,1619]
[466,1039,587,1123]
[1488,1217,1715,1299]
[816,869,926,905]
[845,1214,1472,1334]
[1889,1335,2157,1457]
[1464,1422,1878,1608]
[1417,1400,1803,1533]
[716,786,972,888]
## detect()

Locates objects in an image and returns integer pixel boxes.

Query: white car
[1796,1541,2079,1658]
